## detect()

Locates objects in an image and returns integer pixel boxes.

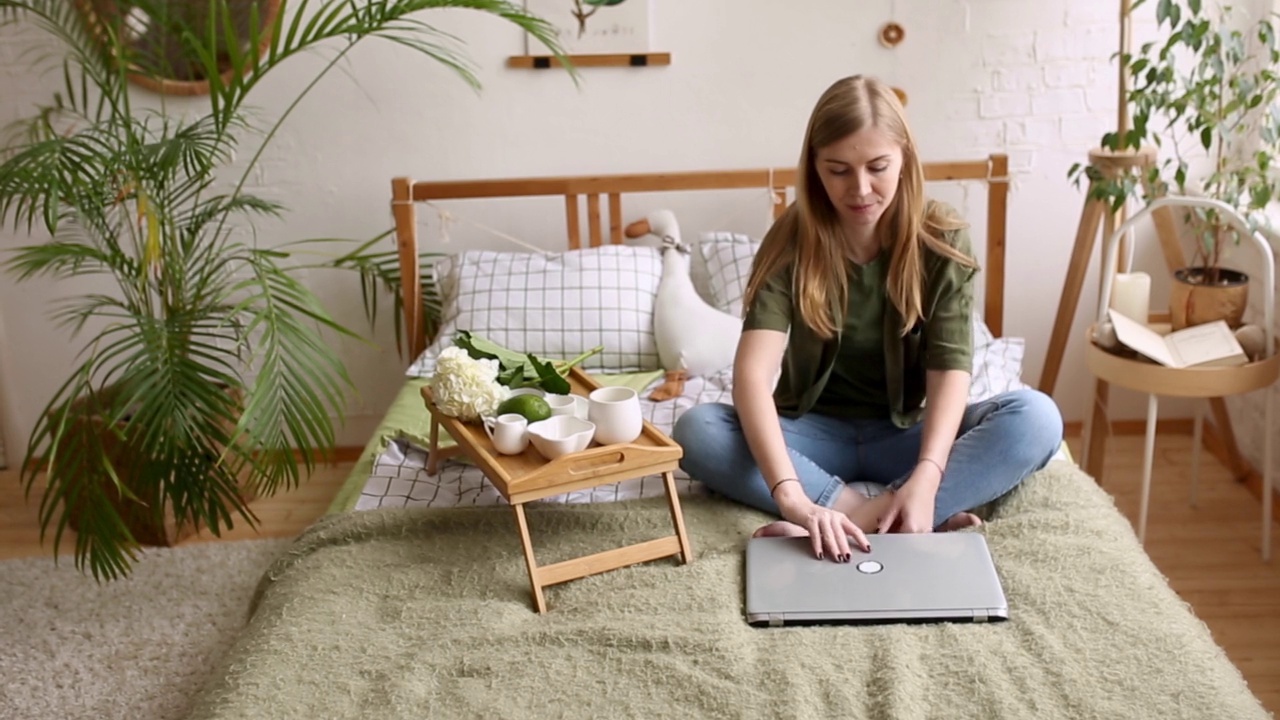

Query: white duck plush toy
[625,209,742,400]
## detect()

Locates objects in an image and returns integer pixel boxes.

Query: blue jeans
[671,389,1064,530]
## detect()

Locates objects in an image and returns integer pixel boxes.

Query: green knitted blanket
[188,460,1269,720]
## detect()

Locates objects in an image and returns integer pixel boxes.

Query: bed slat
[985,154,1008,338]
[390,177,423,358]
[565,194,581,250]
[588,194,603,247]
[609,193,623,244]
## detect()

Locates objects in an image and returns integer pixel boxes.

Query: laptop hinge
[973,610,989,623]
[768,614,784,627]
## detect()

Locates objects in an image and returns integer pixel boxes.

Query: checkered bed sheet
[355,351,1039,511]
[355,371,733,510]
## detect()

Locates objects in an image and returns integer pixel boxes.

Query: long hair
[743,75,976,339]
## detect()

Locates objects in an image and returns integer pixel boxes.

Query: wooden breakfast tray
[420,365,693,613]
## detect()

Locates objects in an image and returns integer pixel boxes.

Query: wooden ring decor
[879,22,905,48]
[79,0,281,96]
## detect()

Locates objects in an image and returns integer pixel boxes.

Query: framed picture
[524,0,652,55]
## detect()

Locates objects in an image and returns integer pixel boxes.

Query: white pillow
[698,231,757,317]
[968,336,1029,401]
[407,245,663,377]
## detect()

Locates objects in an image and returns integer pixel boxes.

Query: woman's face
[814,126,903,235]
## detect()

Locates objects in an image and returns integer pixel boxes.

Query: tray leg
[511,502,547,613]
[662,471,693,564]
[426,415,441,476]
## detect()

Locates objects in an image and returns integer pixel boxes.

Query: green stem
[553,345,604,375]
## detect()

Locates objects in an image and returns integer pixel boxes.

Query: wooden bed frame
[391,154,1010,360]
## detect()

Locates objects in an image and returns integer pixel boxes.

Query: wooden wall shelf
[507,52,671,69]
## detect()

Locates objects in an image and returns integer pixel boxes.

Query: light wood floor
[2,432,1279,713]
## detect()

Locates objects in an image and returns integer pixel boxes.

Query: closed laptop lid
[745,532,1008,627]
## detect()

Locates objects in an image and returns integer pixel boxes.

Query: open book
[1107,309,1248,368]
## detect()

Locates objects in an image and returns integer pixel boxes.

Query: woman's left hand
[877,471,939,534]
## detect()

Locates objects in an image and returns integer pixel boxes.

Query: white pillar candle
[1111,271,1151,324]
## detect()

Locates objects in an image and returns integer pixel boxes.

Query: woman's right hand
[774,484,870,562]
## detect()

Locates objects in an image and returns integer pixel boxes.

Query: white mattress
[356,335,1042,510]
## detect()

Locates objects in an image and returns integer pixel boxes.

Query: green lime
[497,394,552,423]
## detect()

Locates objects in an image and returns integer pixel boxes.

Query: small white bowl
[544,393,589,421]
[526,416,595,460]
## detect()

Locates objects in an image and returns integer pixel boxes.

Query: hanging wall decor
[879,22,905,48]
[511,0,669,69]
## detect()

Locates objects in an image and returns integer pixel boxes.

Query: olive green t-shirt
[739,201,976,428]
[811,255,890,418]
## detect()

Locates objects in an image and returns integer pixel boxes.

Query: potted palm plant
[0,0,567,579]
[1070,0,1280,329]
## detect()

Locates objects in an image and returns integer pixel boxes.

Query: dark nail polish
[818,552,824,560]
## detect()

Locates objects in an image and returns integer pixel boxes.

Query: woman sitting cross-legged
[672,74,1064,563]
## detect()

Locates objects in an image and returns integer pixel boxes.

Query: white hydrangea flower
[430,346,509,421]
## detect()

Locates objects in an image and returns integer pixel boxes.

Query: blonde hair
[743,75,976,339]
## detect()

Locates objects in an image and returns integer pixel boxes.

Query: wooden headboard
[391,154,1009,359]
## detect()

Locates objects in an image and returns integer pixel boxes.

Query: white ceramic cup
[484,413,529,455]
[587,386,643,445]
[545,393,589,421]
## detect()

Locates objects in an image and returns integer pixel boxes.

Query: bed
[183,158,1271,720]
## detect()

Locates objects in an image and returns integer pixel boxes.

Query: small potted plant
[1070,0,1280,329]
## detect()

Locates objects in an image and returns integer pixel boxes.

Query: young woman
[672,75,1063,563]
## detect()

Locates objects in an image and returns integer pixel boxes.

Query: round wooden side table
[1082,196,1278,560]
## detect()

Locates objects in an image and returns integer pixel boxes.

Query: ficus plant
[1069,0,1280,284]
[0,0,569,579]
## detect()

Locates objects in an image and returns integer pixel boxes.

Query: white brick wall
[0,0,1239,447]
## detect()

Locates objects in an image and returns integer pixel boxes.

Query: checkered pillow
[968,336,1027,401]
[407,245,664,377]
[698,231,758,317]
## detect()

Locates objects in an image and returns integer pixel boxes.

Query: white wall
[0,0,1252,456]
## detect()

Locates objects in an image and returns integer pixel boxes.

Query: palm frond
[328,233,445,356]
[225,249,354,494]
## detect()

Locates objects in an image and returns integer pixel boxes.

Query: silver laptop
[745,532,1008,627]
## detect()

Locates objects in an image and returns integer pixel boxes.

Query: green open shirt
[743,206,977,429]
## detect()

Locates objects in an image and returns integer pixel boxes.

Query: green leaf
[497,363,527,388]
[455,331,540,378]
[528,354,570,395]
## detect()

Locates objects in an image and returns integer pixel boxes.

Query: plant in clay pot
[1070,0,1280,329]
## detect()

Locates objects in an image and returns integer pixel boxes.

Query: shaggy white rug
[0,538,288,720]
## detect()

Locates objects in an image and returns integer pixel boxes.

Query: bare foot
[937,512,982,532]
[833,486,896,534]
[751,520,810,538]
